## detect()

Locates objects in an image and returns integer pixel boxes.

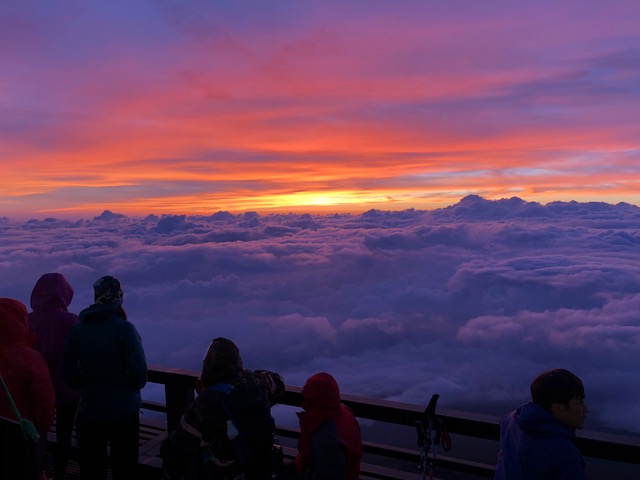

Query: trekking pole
[415,394,439,480]
[425,394,439,480]
[0,374,40,441]
[415,422,429,480]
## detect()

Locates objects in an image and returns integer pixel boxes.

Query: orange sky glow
[2,1,640,219]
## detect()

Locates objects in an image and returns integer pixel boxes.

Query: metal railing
[144,365,640,478]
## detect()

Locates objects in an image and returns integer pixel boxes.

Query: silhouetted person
[494,368,588,480]
[295,372,363,480]
[161,337,284,480]
[28,273,80,480]
[62,276,147,480]
[0,297,55,480]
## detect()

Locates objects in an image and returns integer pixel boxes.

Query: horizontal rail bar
[144,364,640,466]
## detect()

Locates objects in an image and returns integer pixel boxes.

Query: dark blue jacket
[494,402,586,480]
[61,303,147,419]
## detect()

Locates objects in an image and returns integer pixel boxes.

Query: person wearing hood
[0,297,55,479]
[28,273,80,480]
[295,372,363,480]
[161,337,284,480]
[494,368,589,480]
[61,275,147,480]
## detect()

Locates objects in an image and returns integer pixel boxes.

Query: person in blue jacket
[494,368,589,480]
[62,275,147,480]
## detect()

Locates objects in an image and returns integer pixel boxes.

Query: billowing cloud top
[2,196,640,436]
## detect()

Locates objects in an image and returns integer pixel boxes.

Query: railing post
[164,376,196,433]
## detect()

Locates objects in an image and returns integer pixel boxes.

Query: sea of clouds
[2,195,640,435]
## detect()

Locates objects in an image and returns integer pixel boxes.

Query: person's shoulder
[544,436,585,478]
[524,429,582,468]
[198,385,227,401]
[14,345,49,371]
[78,304,101,323]
[31,308,78,326]
[62,310,79,324]
[551,434,582,454]
[192,384,229,412]
[79,304,96,316]
[79,303,119,317]
[122,320,144,341]
[246,369,285,401]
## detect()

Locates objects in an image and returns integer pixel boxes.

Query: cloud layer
[2,196,640,435]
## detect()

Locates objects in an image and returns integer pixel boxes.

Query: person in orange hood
[0,297,55,478]
[295,372,362,480]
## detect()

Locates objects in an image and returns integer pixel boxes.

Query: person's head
[93,275,123,307]
[199,337,244,387]
[531,368,588,429]
[30,272,74,312]
[301,372,341,412]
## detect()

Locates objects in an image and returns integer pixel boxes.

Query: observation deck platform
[43,365,640,479]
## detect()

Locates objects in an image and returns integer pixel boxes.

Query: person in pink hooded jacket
[0,297,55,479]
[29,273,80,480]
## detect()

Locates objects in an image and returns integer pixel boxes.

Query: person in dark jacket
[161,337,284,480]
[61,275,147,480]
[28,273,80,480]
[0,297,55,480]
[295,372,363,480]
[494,368,589,480]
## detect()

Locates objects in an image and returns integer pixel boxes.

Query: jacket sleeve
[555,443,587,480]
[124,323,147,390]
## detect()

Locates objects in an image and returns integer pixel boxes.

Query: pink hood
[30,273,74,312]
[28,273,80,405]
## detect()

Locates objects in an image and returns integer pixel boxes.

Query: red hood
[301,372,341,412]
[0,298,32,345]
[297,372,362,480]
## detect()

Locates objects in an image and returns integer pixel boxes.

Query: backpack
[0,415,39,480]
[206,377,275,480]
[0,374,41,480]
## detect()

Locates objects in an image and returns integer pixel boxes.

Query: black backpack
[207,377,275,480]
[0,415,39,480]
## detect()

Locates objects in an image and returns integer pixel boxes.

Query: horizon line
[5,194,640,222]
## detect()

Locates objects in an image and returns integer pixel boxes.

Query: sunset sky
[2,0,640,218]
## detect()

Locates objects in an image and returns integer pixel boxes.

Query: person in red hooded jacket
[29,273,80,480]
[0,297,55,479]
[295,372,362,480]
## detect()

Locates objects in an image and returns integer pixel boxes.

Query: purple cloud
[1,196,640,436]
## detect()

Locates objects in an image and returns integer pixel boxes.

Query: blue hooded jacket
[494,402,586,480]
[61,303,147,419]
